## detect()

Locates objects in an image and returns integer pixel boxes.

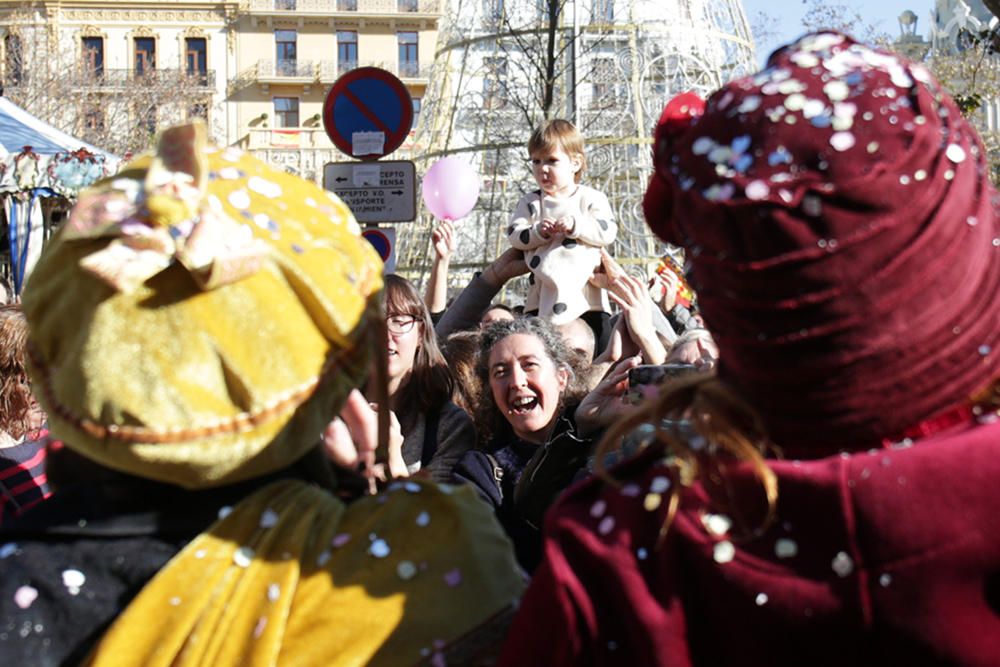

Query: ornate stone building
[0,0,441,180]
[0,1,236,156]
[231,0,441,180]
[929,0,1000,131]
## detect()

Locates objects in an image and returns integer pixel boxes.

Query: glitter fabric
[87,479,525,666]
[643,33,1000,449]
[21,124,383,488]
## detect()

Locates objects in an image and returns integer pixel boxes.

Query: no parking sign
[362,226,396,273]
[323,67,413,160]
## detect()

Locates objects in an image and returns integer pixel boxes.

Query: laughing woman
[371,274,475,482]
[453,317,614,571]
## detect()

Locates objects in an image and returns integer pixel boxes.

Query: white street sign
[323,160,416,223]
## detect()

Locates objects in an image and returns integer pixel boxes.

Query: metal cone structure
[399,0,756,291]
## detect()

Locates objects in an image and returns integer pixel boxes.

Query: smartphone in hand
[626,363,700,405]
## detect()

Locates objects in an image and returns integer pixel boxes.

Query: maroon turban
[644,32,1000,451]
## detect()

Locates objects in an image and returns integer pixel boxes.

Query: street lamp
[895,9,930,61]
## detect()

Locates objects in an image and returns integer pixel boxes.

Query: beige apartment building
[0,0,440,182]
[232,0,439,178]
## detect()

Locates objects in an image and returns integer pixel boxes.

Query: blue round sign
[362,229,392,262]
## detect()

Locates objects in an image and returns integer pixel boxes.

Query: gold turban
[22,124,383,488]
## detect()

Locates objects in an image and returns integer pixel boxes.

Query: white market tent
[0,96,120,295]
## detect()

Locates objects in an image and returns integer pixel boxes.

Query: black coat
[398,400,475,483]
[452,408,593,572]
[0,469,318,666]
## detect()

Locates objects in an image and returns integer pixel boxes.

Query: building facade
[231,0,440,179]
[0,1,237,157]
[929,0,1000,131]
[0,0,441,181]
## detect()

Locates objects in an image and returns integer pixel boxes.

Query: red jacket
[500,418,1000,666]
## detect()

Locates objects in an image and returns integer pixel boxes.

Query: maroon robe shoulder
[500,419,1000,666]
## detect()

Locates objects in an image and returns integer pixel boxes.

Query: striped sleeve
[0,435,51,525]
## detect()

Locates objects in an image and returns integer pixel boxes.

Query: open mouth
[509,395,539,414]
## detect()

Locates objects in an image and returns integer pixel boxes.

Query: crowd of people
[2,30,1000,666]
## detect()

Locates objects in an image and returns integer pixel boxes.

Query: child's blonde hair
[528,119,586,183]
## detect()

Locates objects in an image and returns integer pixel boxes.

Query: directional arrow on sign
[324,160,417,224]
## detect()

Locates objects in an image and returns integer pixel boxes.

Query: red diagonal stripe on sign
[341,87,393,135]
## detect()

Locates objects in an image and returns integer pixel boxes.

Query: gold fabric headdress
[22,124,383,488]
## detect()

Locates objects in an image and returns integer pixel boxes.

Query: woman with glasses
[0,126,524,665]
[371,274,475,483]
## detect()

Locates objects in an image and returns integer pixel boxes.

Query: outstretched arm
[434,248,528,339]
[607,271,668,365]
[425,220,455,315]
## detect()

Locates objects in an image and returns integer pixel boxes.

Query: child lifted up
[507,119,616,326]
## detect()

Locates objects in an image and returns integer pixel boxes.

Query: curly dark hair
[0,304,37,438]
[474,317,576,448]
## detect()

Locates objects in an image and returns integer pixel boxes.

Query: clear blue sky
[741,0,934,62]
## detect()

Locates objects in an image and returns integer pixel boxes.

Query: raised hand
[322,389,378,492]
[431,219,455,262]
[650,269,679,313]
[575,355,642,437]
[607,271,667,365]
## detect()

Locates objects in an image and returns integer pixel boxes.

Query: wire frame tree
[924,2,1000,184]
[402,0,756,297]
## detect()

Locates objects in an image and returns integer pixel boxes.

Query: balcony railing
[241,127,332,150]
[336,60,358,77]
[317,59,431,81]
[398,61,421,77]
[232,60,430,92]
[257,59,317,79]
[61,69,217,89]
[240,127,418,156]
[248,0,441,13]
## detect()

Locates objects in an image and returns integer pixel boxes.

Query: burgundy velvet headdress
[644,32,1000,449]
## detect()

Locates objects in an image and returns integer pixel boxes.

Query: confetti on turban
[644,33,1000,449]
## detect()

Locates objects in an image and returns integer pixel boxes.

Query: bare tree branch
[2,7,219,156]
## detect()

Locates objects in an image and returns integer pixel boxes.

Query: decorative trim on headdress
[65,124,267,293]
[26,311,374,444]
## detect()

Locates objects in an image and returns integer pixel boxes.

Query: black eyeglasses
[386,315,419,335]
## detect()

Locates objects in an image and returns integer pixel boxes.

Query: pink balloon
[421,157,480,221]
